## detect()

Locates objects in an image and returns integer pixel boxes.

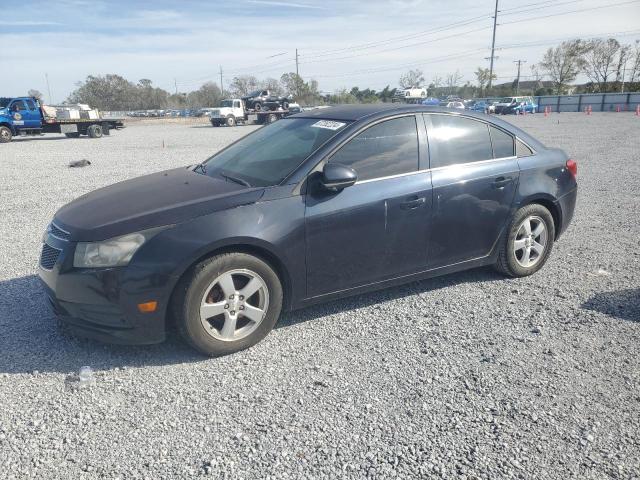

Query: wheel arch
[519,194,562,239]
[168,240,294,319]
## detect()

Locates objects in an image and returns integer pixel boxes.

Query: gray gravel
[0,114,639,479]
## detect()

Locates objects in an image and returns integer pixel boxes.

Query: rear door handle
[492,176,513,188]
[400,196,426,210]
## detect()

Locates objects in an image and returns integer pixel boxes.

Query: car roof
[290,103,545,149]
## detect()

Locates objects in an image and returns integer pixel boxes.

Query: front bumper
[38,233,173,345]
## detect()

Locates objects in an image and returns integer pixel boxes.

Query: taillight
[566,159,577,177]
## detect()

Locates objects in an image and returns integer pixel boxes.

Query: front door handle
[400,196,426,210]
[492,176,513,188]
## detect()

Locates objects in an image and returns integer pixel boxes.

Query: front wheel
[495,204,555,277]
[226,116,236,127]
[0,126,12,143]
[174,253,283,357]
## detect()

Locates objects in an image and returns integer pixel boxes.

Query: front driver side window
[11,101,26,112]
[329,116,419,182]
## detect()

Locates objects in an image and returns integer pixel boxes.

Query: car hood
[54,167,265,241]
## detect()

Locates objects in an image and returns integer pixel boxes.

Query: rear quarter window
[516,139,534,157]
[489,125,514,158]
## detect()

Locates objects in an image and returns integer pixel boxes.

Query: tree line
[28,36,639,111]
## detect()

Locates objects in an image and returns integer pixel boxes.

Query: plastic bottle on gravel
[78,366,96,387]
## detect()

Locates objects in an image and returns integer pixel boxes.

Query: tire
[87,124,103,138]
[495,204,555,277]
[64,132,80,138]
[226,116,236,127]
[253,102,262,112]
[282,101,289,110]
[174,253,283,357]
[0,126,13,143]
[210,120,219,127]
[267,113,278,124]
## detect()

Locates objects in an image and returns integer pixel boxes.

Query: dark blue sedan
[39,105,578,356]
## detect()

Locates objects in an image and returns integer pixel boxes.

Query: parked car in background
[494,96,536,115]
[470,100,491,113]
[393,87,428,102]
[421,97,440,106]
[446,101,465,110]
[39,104,577,356]
[241,90,291,111]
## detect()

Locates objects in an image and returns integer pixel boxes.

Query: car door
[9,100,27,130]
[425,114,519,269]
[23,99,42,128]
[305,115,432,297]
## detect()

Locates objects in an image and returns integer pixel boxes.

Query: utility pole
[621,59,627,93]
[219,66,224,96]
[45,73,53,104]
[295,49,300,97]
[488,0,499,91]
[174,78,178,95]
[514,59,526,94]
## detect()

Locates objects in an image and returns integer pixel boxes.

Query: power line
[300,13,492,59]
[499,0,584,15]
[299,26,491,66]
[499,0,640,26]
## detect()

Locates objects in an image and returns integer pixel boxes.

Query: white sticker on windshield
[311,120,345,130]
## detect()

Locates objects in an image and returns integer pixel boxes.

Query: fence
[535,92,640,113]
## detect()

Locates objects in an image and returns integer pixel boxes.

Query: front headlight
[73,228,165,268]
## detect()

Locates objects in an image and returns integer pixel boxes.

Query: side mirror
[321,163,357,191]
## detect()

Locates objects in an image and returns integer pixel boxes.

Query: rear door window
[329,115,419,181]
[489,125,514,158]
[427,115,493,168]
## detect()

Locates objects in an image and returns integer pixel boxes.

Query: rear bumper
[556,186,577,238]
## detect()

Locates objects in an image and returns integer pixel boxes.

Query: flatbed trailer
[0,96,125,143]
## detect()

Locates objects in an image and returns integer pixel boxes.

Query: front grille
[50,223,71,240]
[40,244,61,270]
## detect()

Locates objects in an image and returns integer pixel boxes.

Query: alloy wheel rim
[199,269,269,342]
[0,129,9,140]
[513,215,548,268]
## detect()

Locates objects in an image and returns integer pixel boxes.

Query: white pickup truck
[209,98,291,127]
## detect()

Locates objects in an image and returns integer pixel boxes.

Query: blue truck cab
[0,97,124,143]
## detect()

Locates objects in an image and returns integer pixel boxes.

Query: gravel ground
[0,113,638,479]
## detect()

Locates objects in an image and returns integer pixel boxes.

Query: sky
[2,0,640,102]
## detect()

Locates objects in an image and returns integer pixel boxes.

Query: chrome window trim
[515,136,537,156]
[354,155,518,184]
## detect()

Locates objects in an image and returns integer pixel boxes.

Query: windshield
[202,118,350,187]
[220,100,233,107]
[500,97,515,103]
[247,90,261,97]
[0,98,11,108]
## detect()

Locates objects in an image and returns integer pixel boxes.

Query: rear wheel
[0,126,12,143]
[267,113,278,124]
[495,204,555,277]
[87,124,103,138]
[253,102,263,112]
[174,253,283,356]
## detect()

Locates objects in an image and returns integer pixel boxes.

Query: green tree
[539,40,586,94]
[474,67,496,97]
[399,69,425,89]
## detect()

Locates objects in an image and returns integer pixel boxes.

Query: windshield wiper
[220,171,251,187]
[194,163,207,174]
